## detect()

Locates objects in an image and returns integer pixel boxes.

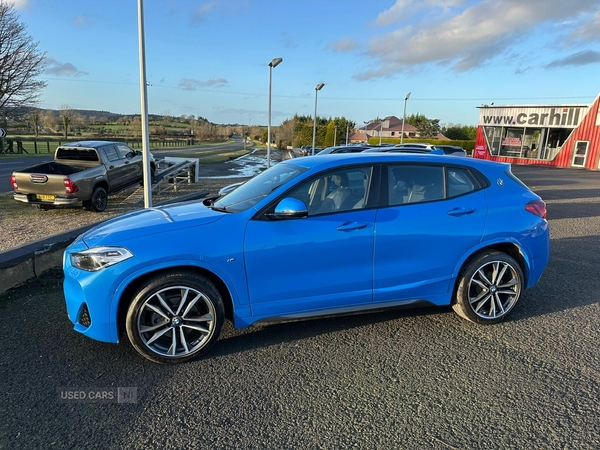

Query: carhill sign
[0,128,6,138]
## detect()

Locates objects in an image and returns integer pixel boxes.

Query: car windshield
[212,163,307,212]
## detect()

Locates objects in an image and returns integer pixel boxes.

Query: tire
[86,186,107,212]
[125,272,225,364]
[452,251,524,324]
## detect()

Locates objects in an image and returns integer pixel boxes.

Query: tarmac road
[0,165,599,449]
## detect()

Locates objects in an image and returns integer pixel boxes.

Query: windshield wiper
[210,205,230,213]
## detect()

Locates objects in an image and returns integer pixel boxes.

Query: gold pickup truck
[10,140,155,212]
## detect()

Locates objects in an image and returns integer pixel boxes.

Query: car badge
[497,178,504,186]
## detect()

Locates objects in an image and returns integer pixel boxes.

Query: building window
[483,125,574,161]
[571,141,589,167]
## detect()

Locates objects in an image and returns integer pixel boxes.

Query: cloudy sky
[12,0,600,126]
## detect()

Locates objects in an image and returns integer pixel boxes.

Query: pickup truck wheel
[88,187,108,212]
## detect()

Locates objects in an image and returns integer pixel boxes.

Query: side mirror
[271,198,308,219]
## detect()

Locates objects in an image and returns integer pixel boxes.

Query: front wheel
[453,251,524,324]
[126,272,225,364]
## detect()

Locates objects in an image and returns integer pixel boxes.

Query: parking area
[0,165,599,449]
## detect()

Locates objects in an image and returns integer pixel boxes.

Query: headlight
[70,247,133,271]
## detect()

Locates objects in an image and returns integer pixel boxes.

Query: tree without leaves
[60,105,76,139]
[0,2,46,118]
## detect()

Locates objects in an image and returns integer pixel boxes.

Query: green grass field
[0,138,238,158]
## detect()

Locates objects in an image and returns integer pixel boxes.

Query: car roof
[284,152,507,172]
[62,140,122,148]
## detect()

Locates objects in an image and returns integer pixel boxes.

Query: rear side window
[388,165,444,205]
[56,148,99,162]
[387,164,484,205]
[447,167,478,198]
[102,146,121,162]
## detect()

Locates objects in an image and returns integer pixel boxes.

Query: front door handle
[336,222,367,231]
[447,207,475,216]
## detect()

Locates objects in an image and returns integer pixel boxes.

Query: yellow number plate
[36,194,55,201]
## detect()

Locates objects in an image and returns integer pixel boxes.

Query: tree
[29,110,41,137]
[441,124,477,140]
[60,105,76,139]
[406,113,441,138]
[324,121,336,148]
[0,3,46,117]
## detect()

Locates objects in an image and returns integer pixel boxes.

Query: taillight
[64,178,79,194]
[10,174,18,190]
[525,200,546,219]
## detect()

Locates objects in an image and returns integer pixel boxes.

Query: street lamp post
[401,91,411,144]
[267,57,283,168]
[363,121,369,144]
[312,83,325,155]
[379,121,383,145]
[334,126,337,147]
[137,0,152,208]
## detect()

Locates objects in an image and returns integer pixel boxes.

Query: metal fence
[0,138,193,155]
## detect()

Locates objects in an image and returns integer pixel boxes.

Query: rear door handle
[447,207,475,216]
[336,222,368,231]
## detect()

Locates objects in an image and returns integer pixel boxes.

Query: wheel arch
[91,179,109,194]
[115,265,234,340]
[451,242,529,304]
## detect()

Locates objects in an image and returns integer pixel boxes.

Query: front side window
[116,144,135,159]
[286,166,373,215]
[213,163,307,213]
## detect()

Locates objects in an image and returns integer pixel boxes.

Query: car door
[101,145,128,191]
[115,144,143,184]
[373,163,488,302]
[243,165,377,318]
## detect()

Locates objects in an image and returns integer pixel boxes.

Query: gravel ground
[0,176,249,254]
[0,148,292,254]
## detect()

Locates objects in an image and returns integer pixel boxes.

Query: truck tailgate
[14,172,69,197]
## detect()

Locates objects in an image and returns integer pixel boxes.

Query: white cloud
[44,56,89,77]
[191,2,214,24]
[566,10,600,42]
[373,0,466,27]
[356,0,599,79]
[328,37,359,52]
[178,78,228,90]
[546,50,600,68]
[8,0,29,9]
[72,15,89,27]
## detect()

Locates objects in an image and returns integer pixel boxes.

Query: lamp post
[267,57,283,168]
[334,126,337,147]
[379,121,383,145]
[312,83,325,155]
[363,120,369,144]
[401,91,411,144]
[137,0,152,208]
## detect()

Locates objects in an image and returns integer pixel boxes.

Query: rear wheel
[453,251,523,324]
[84,187,107,212]
[126,272,225,364]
